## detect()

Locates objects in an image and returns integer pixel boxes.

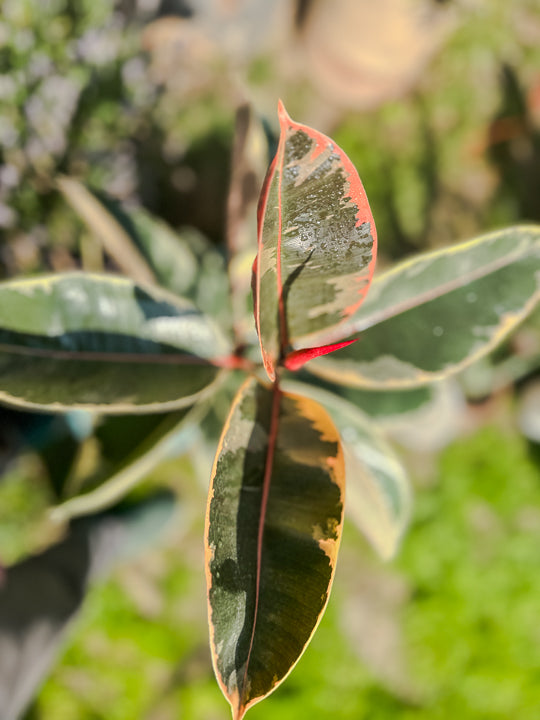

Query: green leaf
[176,227,231,327]
[205,377,345,719]
[255,101,377,379]
[94,202,230,323]
[0,273,230,413]
[49,407,197,522]
[57,176,156,285]
[307,225,540,388]
[38,416,83,499]
[105,205,201,298]
[49,378,225,521]
[341,385,434,420]
[59,176,231,324]
[294,374,436,419]
[284,382,411,560]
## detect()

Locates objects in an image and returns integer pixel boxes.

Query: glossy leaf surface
[286,382,411,560]
[0,273,229,412]
[206,378,345,719]
[309,225,540,387]
[255,101,377,379]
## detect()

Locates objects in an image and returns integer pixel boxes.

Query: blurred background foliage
[1,0,540,718]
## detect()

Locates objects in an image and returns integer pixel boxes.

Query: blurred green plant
[0,100,539,718]
[0,0,160,275]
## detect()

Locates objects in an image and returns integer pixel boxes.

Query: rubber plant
[0,102,539,719]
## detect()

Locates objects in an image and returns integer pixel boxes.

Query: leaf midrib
[236,381,281,720]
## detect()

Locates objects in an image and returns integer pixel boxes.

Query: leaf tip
[277,98,291,125]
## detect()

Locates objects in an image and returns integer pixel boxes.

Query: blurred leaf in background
[0,491,177,720]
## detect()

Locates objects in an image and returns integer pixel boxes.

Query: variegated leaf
[205,377,345,719]
[0,273,230,413]
[308,225,540,387]
[255,101,377,379]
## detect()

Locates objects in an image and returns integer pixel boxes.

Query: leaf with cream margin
[0,273,230,413]
[49,374,230,522]
[205,377,345,719]
[307,225,540,388]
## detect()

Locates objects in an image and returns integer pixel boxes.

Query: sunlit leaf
[0,273,230,413]
[103,204,201,297]
[458,304,540,400]
[308,225,540,387]
[206,377,345,719]
[50,378,225,521]
[255,101,377,379]
[297,374,437,419]
[285,382,411,560]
